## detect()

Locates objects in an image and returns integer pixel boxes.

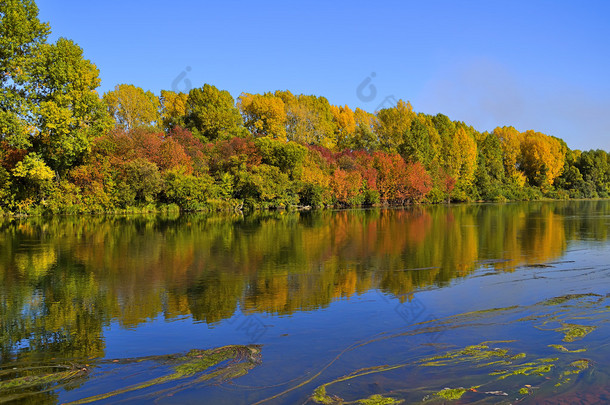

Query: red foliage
[208,137,261,173]
[93,127,193,173]
[373,152,408,203]
[157,138,192,173]
[405,161,432,202]
[307,144,334,164]
[69,160,112,192]
[0,142,27,170]
[168,127,205,161]
[331,168,362,205]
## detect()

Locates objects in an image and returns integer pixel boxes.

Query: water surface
[1,201,609,404]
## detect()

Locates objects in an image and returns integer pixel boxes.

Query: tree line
[1,0,609,215]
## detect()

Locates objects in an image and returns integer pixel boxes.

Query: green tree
[184,84,243,142]
[0,0,50,149]
[376,99,415,153]
[31,38,112,173]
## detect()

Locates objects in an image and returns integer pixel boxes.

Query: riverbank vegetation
[1,1,610,215]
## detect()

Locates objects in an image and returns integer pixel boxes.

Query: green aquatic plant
[434,387,468,400]
[311,386,403,404]
[261,293,608,404]
[539,293,601,306]
[355,394,404,404]
[0,366,87,391]
[548,344,586,353]
[63,344,261,404]
[558,323,596,342]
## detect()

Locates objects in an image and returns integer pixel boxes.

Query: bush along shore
[2,1,610,216]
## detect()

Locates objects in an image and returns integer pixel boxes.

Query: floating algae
[556,359,591,386]
[63,344,261,404]
[558,323,596,342]
[548,344,587,353]
[434,387,468,400]
[311,385,403,404]
[0,365,87,392]
[539,293,602,306]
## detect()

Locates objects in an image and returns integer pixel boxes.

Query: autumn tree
[184,84,243,142]
[350,108,379,151]
[103,84,161,130]
[160,90,188,131]
[405,161,432,203]
[31,37,112,173]
[519,130,565,190]
[330,104,356,150]
[275,91,336,148]
[375,99,415,153]
[238,92,286,139]
[494,126,522,179]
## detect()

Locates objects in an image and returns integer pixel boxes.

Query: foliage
[1,0,609,214]
[103,84,161,130]
[184,84,243,142]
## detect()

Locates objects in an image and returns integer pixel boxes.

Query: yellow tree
[330,104,356,150]
[452,127,478,191]
[238,92,287,139]
[103,84,161,130]
[160,90,188,131]
[352,108,379,151]
[494,126,522,179]
[519,130,566,190]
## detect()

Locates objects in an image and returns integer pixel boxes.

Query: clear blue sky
[37,0,610,151]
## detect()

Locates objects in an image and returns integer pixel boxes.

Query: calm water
[1,202,609,404]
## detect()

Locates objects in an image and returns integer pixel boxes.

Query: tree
[351,108,379,152]
[400,115,438,167]
[103,84,161,130]
[405,161,432,203]
[330,104,356,150]
[376,99,415,153]
[238,92,286,139]
[0,0,50,149]
[31,37,112,173]
[184,84,243,142]
[11,152,54,199]
[160,90,188,131]
[519,130,565,190]
[494,126,522,179]
[275,91,336,148]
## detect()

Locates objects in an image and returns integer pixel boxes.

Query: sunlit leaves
[238,92,287,139]
[103,84,161,130]
[184,84,243,142]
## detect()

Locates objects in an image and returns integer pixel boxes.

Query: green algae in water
[63,344,261,405]
[548,344,587,353]
[434,387,468,400]
[0,367,87,391]
[355,394,404,404]
[558,323,596,342]
[311,386,403,405]
[539,293,602,306]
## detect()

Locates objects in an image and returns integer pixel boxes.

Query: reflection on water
[0,201,609,403]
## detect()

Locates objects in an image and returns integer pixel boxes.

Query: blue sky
[37,0,610,151]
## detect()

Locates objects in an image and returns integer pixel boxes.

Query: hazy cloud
[417,57,610,151]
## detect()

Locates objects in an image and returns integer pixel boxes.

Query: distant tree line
[1,0,609,215]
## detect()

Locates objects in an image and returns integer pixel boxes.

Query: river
[1,201,609,404]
